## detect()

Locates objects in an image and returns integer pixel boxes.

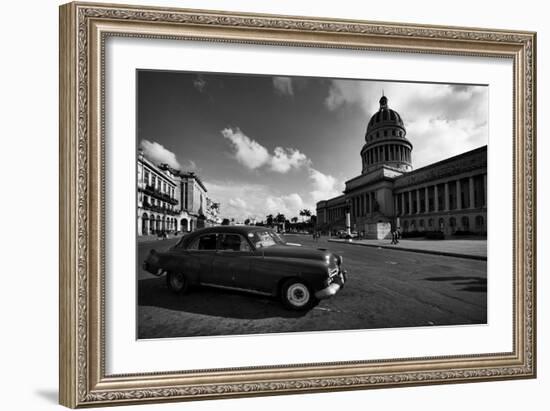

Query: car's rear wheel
[281,279,317,310]
[166,272,188,294]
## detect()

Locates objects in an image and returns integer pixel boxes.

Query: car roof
[190,225,272,235]
[177,225,274,247]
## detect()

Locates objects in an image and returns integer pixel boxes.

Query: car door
[213,233,253,290]
[186,233,220,285]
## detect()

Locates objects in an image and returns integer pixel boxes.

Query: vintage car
[143,226,346,310]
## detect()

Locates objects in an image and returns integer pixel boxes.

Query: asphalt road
[137,234,486,339]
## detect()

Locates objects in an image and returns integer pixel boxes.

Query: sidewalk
[328,237,487,260]
[137,234,181,243]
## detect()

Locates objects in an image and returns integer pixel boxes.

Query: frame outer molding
[59,1,536,408]
[60,2,79,408]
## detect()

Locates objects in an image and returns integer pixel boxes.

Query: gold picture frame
[59,2,536,408]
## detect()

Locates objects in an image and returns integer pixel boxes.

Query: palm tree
[291,217,298,224]
[300,209,312,222]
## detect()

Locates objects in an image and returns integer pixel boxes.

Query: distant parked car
[336,230,357,239]
[143,226,346,310]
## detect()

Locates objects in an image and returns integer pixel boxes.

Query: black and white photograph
[137,70,488,339]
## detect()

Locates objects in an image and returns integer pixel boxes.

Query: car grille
[328,267,339,278]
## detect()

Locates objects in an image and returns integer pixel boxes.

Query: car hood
[261,244,336,262]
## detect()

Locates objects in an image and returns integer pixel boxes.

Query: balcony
[141,201,179,216]
[139,184,178,205]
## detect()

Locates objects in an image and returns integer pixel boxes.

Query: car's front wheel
[281,279,317,310]
[166,272,189,294]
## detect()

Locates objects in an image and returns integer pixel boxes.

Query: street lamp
[345,198,351,236]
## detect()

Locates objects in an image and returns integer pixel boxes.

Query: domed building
[361,95,413,174]
[316,95,487,239]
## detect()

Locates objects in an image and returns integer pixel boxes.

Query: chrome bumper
[315,270,346,300]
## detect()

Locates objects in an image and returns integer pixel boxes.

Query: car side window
[187,234,218,251]
[219,234,251,252]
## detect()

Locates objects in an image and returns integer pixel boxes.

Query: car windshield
[251,230,286,248]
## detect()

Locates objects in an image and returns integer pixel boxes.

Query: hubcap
[170,273,185,290]
[287,283,310,307]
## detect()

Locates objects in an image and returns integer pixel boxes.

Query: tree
[221,218,230,226]
[244,218,251,225]
[266,214,274,227]
[291,217,298,224]
[299,209,312,222]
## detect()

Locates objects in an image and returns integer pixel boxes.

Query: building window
[384,130,388,137]
[428,218,433,227]
[449,217,456,232]
[475,215,484,228]
[461,216,470,230]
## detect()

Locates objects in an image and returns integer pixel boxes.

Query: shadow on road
[423,275,487,293]
[138,277,309,319]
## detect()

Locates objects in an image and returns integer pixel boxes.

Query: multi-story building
[316,95,487,239]
[172,170,220,232]
[137,152,179,236]
[137,152,221,236]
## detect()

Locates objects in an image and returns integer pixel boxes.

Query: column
[425,186,429,213]
[401,192,405,215]
[444,182,450,211]
[434,184,439,212]
[416,189,421,214]
[456,179,462,210]
[364,193,368,215]
[469,176,475,208]
[394,195,398,216]
[483,173,487,207]
[408,191,413,215]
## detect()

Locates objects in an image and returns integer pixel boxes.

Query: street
[137,234,486,339]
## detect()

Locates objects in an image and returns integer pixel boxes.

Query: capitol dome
[366,95,404,136]
[360,95,413,174]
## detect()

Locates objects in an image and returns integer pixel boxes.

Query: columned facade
[393,169,487,236]
[316,94,487,239]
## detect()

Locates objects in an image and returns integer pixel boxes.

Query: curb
[327,239,487,261]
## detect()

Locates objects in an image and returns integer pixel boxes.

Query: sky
[137,70,488,222]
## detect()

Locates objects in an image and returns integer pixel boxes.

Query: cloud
[207,180,307,221]
[324,80,488,167]
[273,77,294,96]
[270,147,309,173]
[193,75,207,92]
[308,168,343,204]
[181,159,198,172]
[221,127,309,173]
[221,127,270,170]
[139,139,180,169]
